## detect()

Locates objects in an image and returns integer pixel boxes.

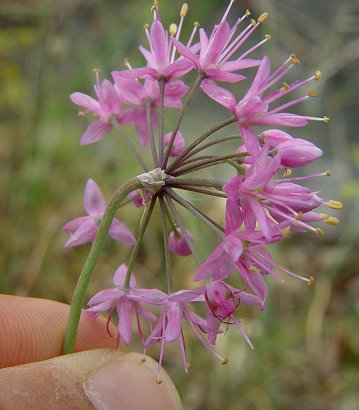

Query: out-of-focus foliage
[1,0,358,409]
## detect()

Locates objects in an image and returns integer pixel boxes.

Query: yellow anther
[156,379,163,384]
[282,227,291,236]
[245,9,251,17]
[258,12,269,23]
[250,19,257,26]
[319,213,329,220]
[150,5,157,13]
[93,68,101,74]
[169,23,177,35]
[143,23,150,30]
[308,91,317,97]
[290,56,300,65]
[153,0,159,7]
[194,21,201,27]
[250,266,260,273]
[282,82,290,90]
[325,170,332,176]
[221,358,229,365]
[283,168,292,177]
[295,212,303,221]
[77,111,86,117]
[328,200,343,209]
[323,116,330,123]
[265,34,272,40]
[186,362,191,369]
[308,276,315,286]
[180,3,188,17]
[316,228,325,237]
[290,53,297,59]
[326,217,340,225]
[315,70,321,80]
[139,357,146,364]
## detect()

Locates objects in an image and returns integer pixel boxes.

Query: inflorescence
[63,1,342,381]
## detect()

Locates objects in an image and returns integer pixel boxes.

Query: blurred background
[1,0,358,408]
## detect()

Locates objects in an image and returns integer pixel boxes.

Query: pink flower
[172,4,263,83]
[163,131,185,157]
[63,179,135,247]
[204,280,262,345]
[70,78,132,145]
[201,55,327,154]
[168,227,193,256]
[145,289,226,374]
[127,190,153,208]
[223,146,323,239]
[112,75,188,146]
[116,14,194,82]
[274,138,322,167]
[87,264,166,346]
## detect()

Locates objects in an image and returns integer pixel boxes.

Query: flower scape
[63,0,343,380]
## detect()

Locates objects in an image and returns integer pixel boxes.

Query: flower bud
[163,131,185,157]
[128,190,153,207]
[276,138,322,167]
[168,228,193,256]
[261,129,293,147]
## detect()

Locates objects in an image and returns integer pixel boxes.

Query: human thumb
[0,348,182,410]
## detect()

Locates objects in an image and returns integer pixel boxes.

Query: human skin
[0,295,182,410]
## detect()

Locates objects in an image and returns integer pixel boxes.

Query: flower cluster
[64,1,342,379]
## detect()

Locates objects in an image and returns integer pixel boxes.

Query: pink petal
[204,68,245,83]
[200,21,230,67]
[201,80,236,112]
[134,109,151,147]
[69,92,100,114]
[256,113,308,127]
[84,179,105,216]
[245,56,270,97]
[114,67,159,81]
[117,299,133,345]
[64,219,97,247]
[112,74,144,105]
[98,79,121,117]
[109,218,136,245]
[163,132,185,157]
[164,302,182,342]
[88,288,122,306]
[171,38,199,68]
[164,59,194,80]
[80,120,112,145]
[150,19,168,70]
[62,216,89,232]
[113,263,136,288]
[223,233,243,263]
[221,59,261,71]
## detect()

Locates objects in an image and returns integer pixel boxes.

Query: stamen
[245,9,251,17]
[327,199,343,209]
[222,358,229,365]
[258,12,269,23]
[250,19,257,26]
[315,70,321,80]
[316,228,324,237]
[290,55,300,65]
[186,22,200,47]
[308,91,317,97]
[180,3,188,17]
[325,217,340,225]
[282,168,292,177]
[123,57,132,70]
[323,116,330,123]
[308,276,315,286]
[221,0,236,23]
[319,213,329,220]
[169,23,177,35]
[265,34,272,40]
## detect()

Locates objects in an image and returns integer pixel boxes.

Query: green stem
[166,116,236,173]
[172,152,249,176]
[162,74,203,168]
[63,177,143,354]
[180,134,242,162]
[124,197,156,289]
[158,80,165,166]
[165,188,224,238]
[170,184,227,198]
[145,102,159,168]
[158,195,173,293]
[166,177,224,190]
[113,123,149,172]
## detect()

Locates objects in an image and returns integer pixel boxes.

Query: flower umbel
[63,1,341,378]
